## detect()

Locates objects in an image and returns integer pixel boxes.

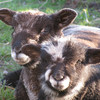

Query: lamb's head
[22,37,100,98]
[0,8,77,65]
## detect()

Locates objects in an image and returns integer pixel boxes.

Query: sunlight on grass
[83,8,90,23]
[45,8,54,14]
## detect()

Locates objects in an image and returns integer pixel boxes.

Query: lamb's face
[21,36,100,98]
[38,38,100,98]
[11,11,58,65]
[0,8,77,66]
[39,37,86,96]
[11,12,52,65]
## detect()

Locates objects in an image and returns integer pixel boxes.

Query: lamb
[20,33,100,100]
[0,8,77,87]
[0,8,77,65]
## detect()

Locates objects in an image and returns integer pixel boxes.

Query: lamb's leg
[2,69,22,88]
[15,80,29,100]
[38,90,46,100]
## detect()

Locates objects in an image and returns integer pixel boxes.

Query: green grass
[75,8,100,26]
[74,0,100,26]
[0,84,15,100]
[0,0,100,99]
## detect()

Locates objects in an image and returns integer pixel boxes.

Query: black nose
[53,72,64,81]
[12,40,22,53]
[14,46,21,53]
[52,63,66,81]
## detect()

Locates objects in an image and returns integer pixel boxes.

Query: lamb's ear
[21,44,41,61]
[50,8,77,29]
[0,8,16,25]
[85,49,100,64]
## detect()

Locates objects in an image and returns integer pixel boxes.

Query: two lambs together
[0,8,100,100]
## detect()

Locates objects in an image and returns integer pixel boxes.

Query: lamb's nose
[13,47,21,53]
[12,43,21,53]
[52,63,66,81]
[53,72,64,81]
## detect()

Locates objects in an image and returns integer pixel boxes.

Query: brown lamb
[20,27,100,100]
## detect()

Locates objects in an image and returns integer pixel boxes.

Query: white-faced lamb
[19,33,100,100]
[13,24,100,100]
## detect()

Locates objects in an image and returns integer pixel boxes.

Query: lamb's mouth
[47,75,70,92]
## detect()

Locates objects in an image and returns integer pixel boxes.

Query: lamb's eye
[41,28,47,33]
[76,60,82,64]
[41,28,49,34]
[76,60,84,66]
